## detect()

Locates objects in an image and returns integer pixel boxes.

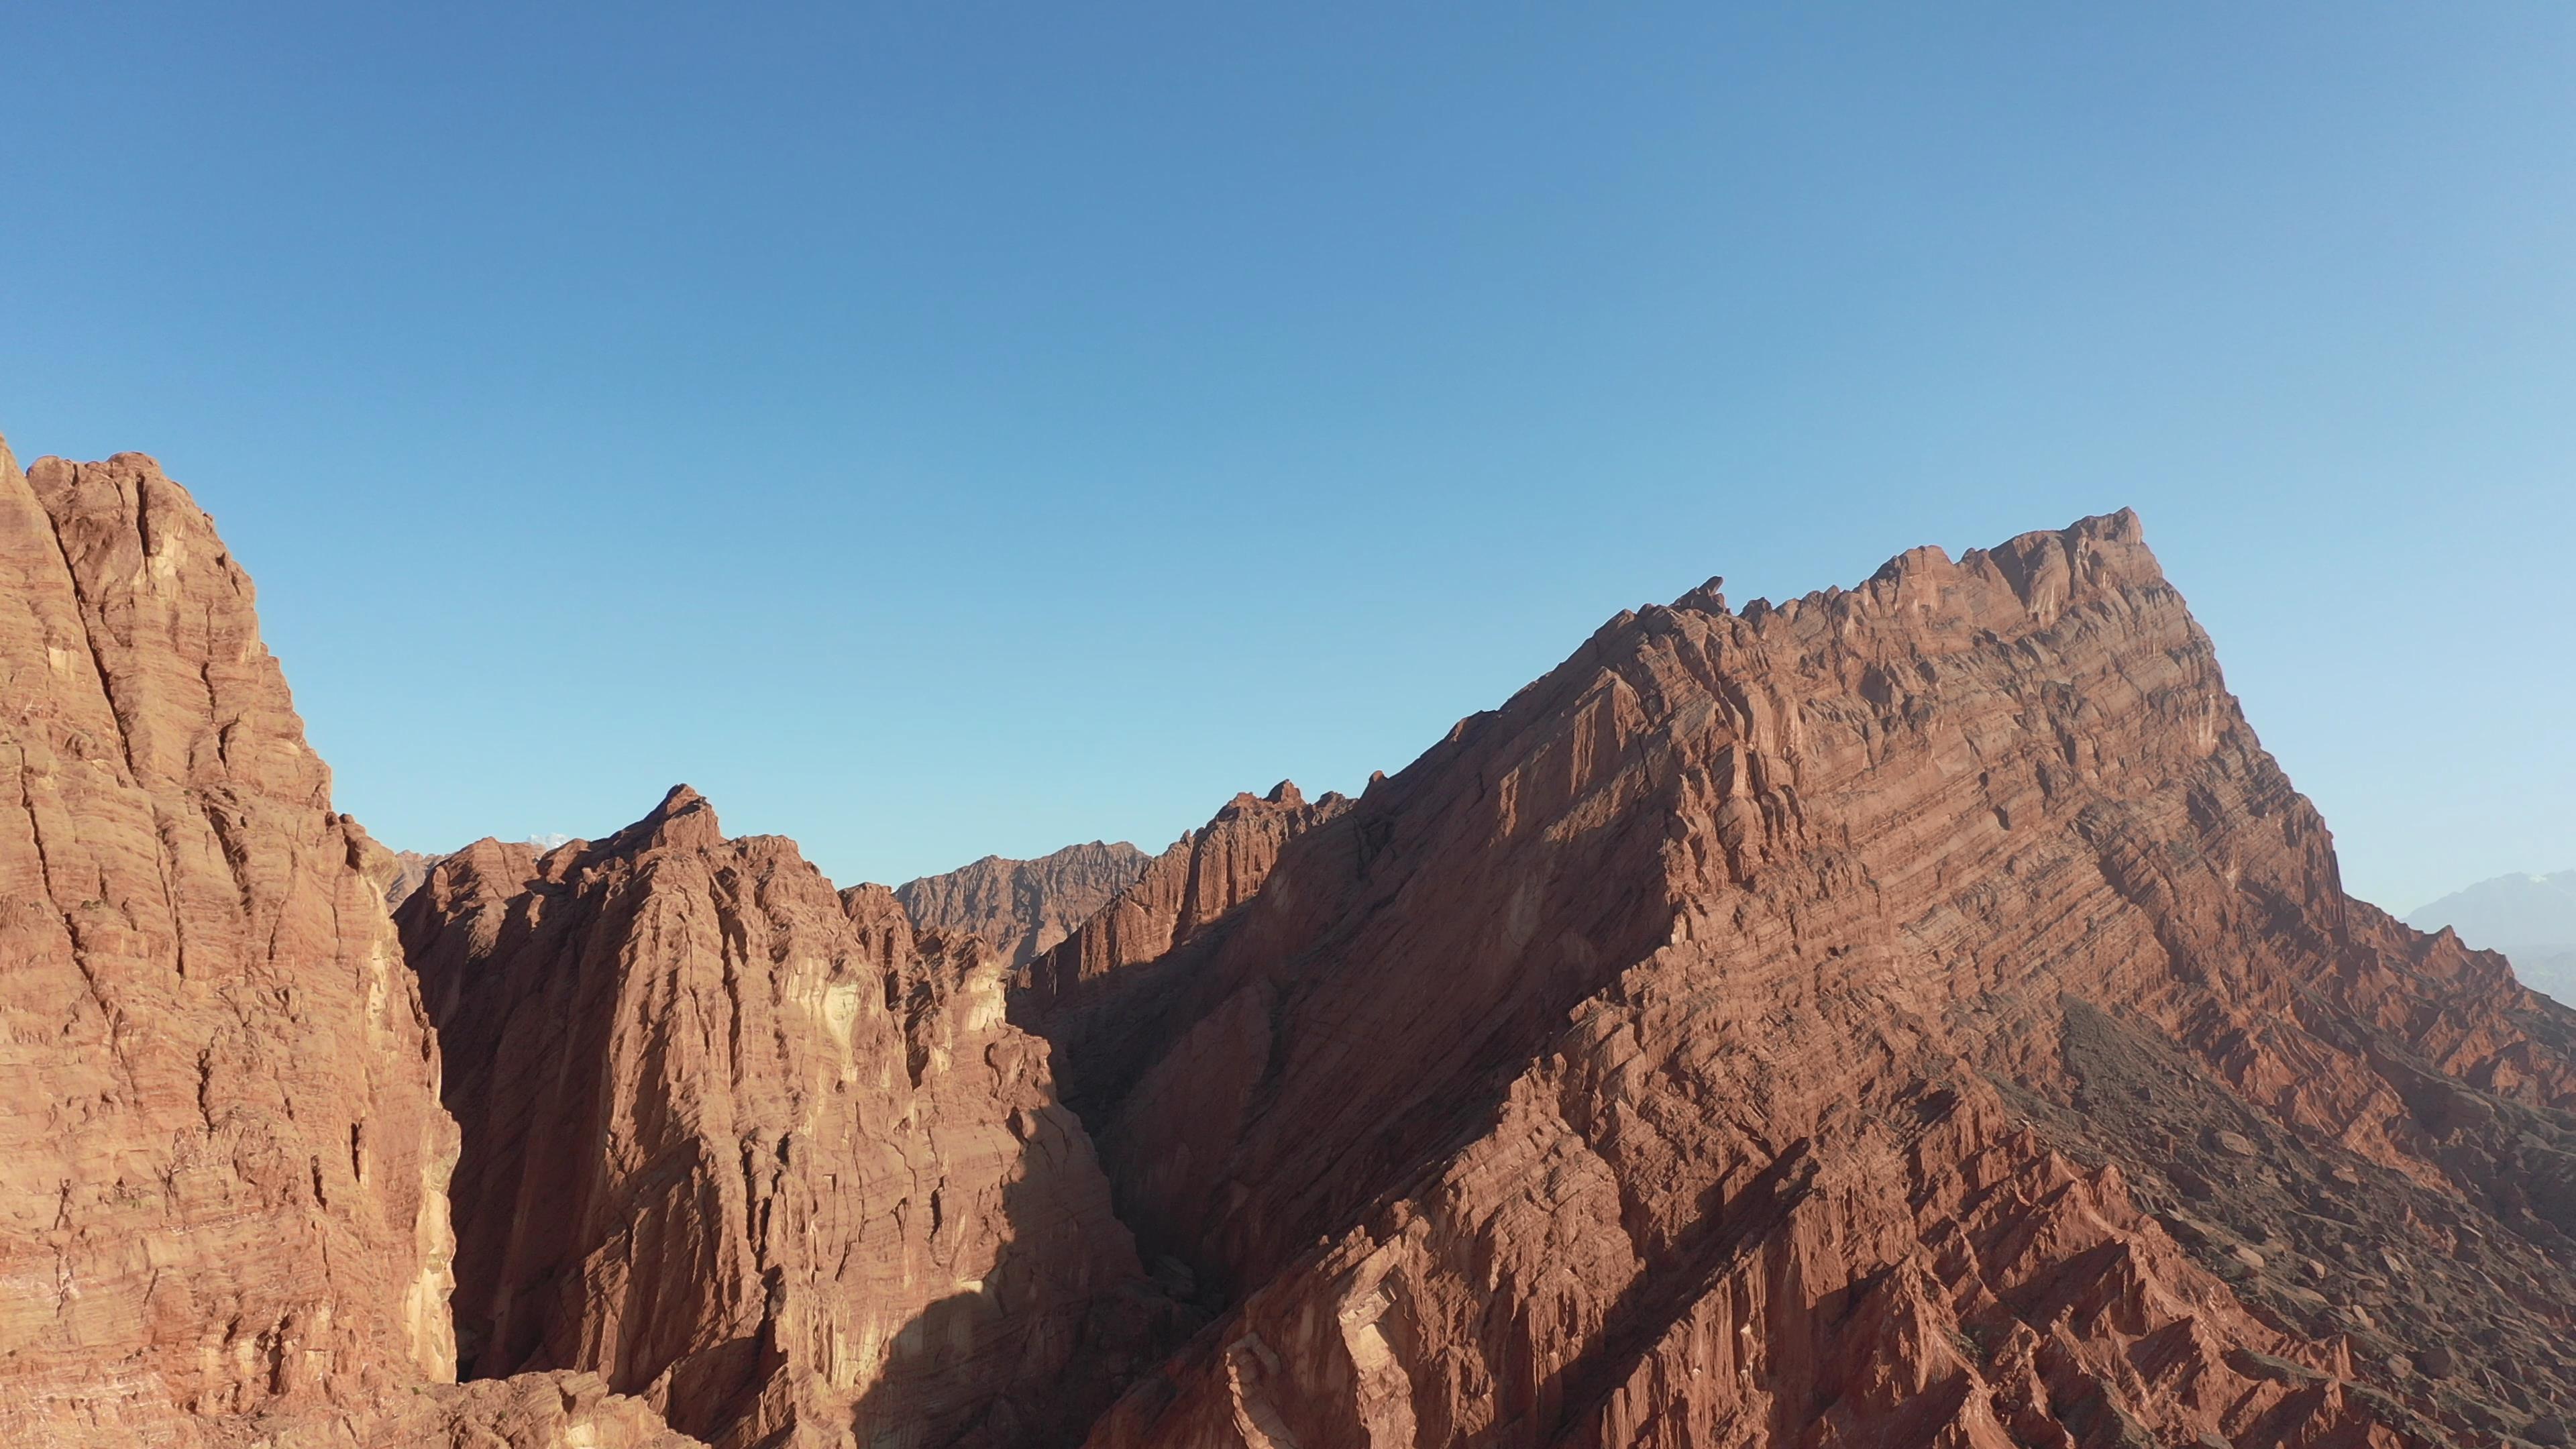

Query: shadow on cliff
[843,1135,1196,1449]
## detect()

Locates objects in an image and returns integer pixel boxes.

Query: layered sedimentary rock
[386,848,442,909]
[376,1373,704,1448]
[0,442,458,1443]
[398,787,1161,1449]
[896,841,1151,969]
[1052,513,2576,1448]
[18,441,2571,1449]
[0,441,689,1448]
[1015,782,1350,1026]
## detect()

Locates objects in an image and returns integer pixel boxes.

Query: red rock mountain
[386,847,442,909]
[0,441,690,1447]
[9,439,2572,1449]
[895,840,1152,969]
[1042,514,2576,1448]
[396,788,1168,1449]
[1016,781,1351,1024]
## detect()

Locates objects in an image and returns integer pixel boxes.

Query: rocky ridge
[1015,780,1352,1030]
[1045,513,2576,1448]
[9,435,2572,1449]
[895,840,1152,969]
[397,786,1167,1449]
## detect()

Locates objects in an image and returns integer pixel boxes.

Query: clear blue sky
[4,4,2569,912]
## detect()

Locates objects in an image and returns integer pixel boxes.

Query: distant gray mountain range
[2406,869,2576,1004]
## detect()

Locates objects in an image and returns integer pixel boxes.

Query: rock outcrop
[0,441,690,1448]
[398,787,1162,1449]
[15,441,2571,1449]
[1047,513,2576,1448]
[1014,782,1350,1028]
[375,1373,705,1448]
[386,848,442,910]
[896,841,1152,969]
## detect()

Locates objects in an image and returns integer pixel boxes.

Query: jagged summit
[896,836,1157,969]
[1014,780,1354,1027]
[1049,506,2576,1448]
[1725,506,2154,631]
[398,786,1157,1448]
[619,780,721,847]
[9,449,2571,1449]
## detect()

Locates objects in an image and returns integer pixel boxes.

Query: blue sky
[3,4,2569,911]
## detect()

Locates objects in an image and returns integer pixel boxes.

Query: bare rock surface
[0,441,461,1442]
[376,1372,706,1448]
[15,442,2572,1449]
[386,849,443,910]
[229,1372,700,1448]
[1048,513,2576,1448]
[398,786,1161,1449]
[1015,781,1351,1028]
[0,439,690,1448]
[895,840,1151,968]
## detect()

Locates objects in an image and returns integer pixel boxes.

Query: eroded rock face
[335,1372,702,1449]
[895,841,1152,969]
[1056,513,2576,1448]
[386,849,443,910]
[1016,782,1350,1028]
[399,788,1157,1449]
[19,447,2570,1449]
[0,441,704,1449]
[0,443,468,1444]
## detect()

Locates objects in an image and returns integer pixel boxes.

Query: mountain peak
[650,782,708,818]
[620,782,720,848]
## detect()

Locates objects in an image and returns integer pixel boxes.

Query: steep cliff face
[0,443,460,1442]
[0,441,689,1448]
[1056,513,2576,1448]
[896,841,1152,969]
[16,443,2569,1449]
[1016,782,1351,1027]
[398,787,1161,1449]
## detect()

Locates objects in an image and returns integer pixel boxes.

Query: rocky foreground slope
[0,441,687,1447]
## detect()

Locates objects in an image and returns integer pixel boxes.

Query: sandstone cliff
[1049,513,2576,1448]
[386,848,442,910]
[398,786,1163,1449]
[0,440,690,1448]
[896,840,1152,969]
[1014,781,1350,1029]
[15,443,2571,1449]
